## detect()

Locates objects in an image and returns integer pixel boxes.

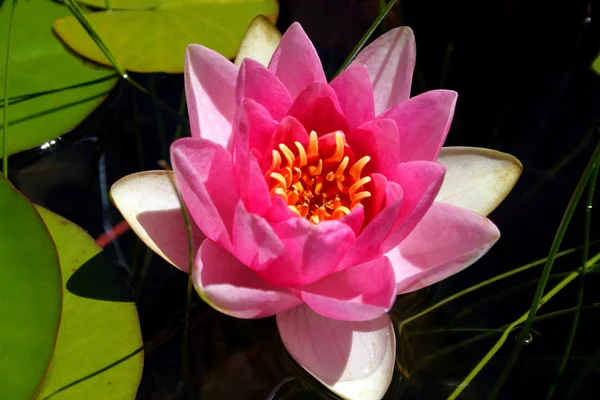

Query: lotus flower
[111,16,521,400]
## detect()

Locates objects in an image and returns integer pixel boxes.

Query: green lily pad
[0,175,62,399]
[53,0,279,73]
[0,0,118,157]
[78,0,161,9]
[36,207,143,400]
[593,53,600,75]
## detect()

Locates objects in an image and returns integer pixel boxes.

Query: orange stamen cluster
[265,131,371,224]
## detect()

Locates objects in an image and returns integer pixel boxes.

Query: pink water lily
[111,16,521,400]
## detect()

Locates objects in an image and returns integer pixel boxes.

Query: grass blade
[335,0,397,76]
[486,139,600,399]
[2,0,18,176]
[546,160,599,398]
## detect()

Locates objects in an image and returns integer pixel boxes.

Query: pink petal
[233,99,275,216]
[346,118,399,178]
[193,239,302,319]
[268,22,326,100]
[339,178,404,269]
[301,257,396,321]
[266,196,297,224]
[381,90,458,162]
[258,218,356,288]
[286,82,350,136]
[362,172,388,224]
[340,206,365,236]
[387,201,500,294]
[277,305,395,400]
[231,200,285,269]
[353,27,416,114]
[236,58,293,121]
[381,161,446,253]
[171,137,239,253]
[329,63,375,128]
[260,115,309,171]
[185,45,238,149]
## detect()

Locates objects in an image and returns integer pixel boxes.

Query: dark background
[8,0,600,399]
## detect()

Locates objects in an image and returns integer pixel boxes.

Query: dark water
[8,0,600,399]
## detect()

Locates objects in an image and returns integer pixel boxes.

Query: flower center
[265,131,371,224]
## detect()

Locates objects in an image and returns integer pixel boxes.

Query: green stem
[408,328,509,335]
[487,140,600,399]
[2,0,18,177]
[62,0,190,131]
[547,162,599,398]
[159,161,195,384]
[397,243,594,337]
[335,0,397,76]
[447,263,600,326]
[412,302,600,373]
[447,253,600,400]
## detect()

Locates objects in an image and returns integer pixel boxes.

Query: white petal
[277,305,395,400]
[234,15,282,67]
[436,147,522,216]
[110,171,204,272]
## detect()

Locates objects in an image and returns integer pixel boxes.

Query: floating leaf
[36,207,143,400]
[78,0,160,9]
[593,53,600,76]
[0,175,62,399]
[54,0,279,73]
[0,0,117,157]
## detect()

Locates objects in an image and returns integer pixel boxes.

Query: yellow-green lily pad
[53,0,279,73]
[0,175,62,399]
[593,53,600,75]
[35,208,143,400]
[78,0,160,9]
[0,0,117,157]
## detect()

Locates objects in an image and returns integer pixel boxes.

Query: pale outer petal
[234,15,282,67]
[353,26,416,115]
[435,147,522,216]
[277,305,396,400]
[110,171,204,272]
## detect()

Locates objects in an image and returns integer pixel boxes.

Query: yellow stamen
[325,131,344,163]
[273,187,288,202]
[349,176,372,199]
[308,159,323,176]
[351,192,371,208]
[282,167,293,187]
[295,142,307,167]
[292,167,302,181]
[332,206,351,219]
[288,205,301,217]
[279,143,295,168]
[265,150,282,177]
[264,130,372,225]
[307,131,319,158]
[270,172,287,189]
[334,156,349,179]
[349,156,370,182]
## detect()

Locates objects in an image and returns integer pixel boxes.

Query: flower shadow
[136,208,205,272]
[66,251,131,302]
